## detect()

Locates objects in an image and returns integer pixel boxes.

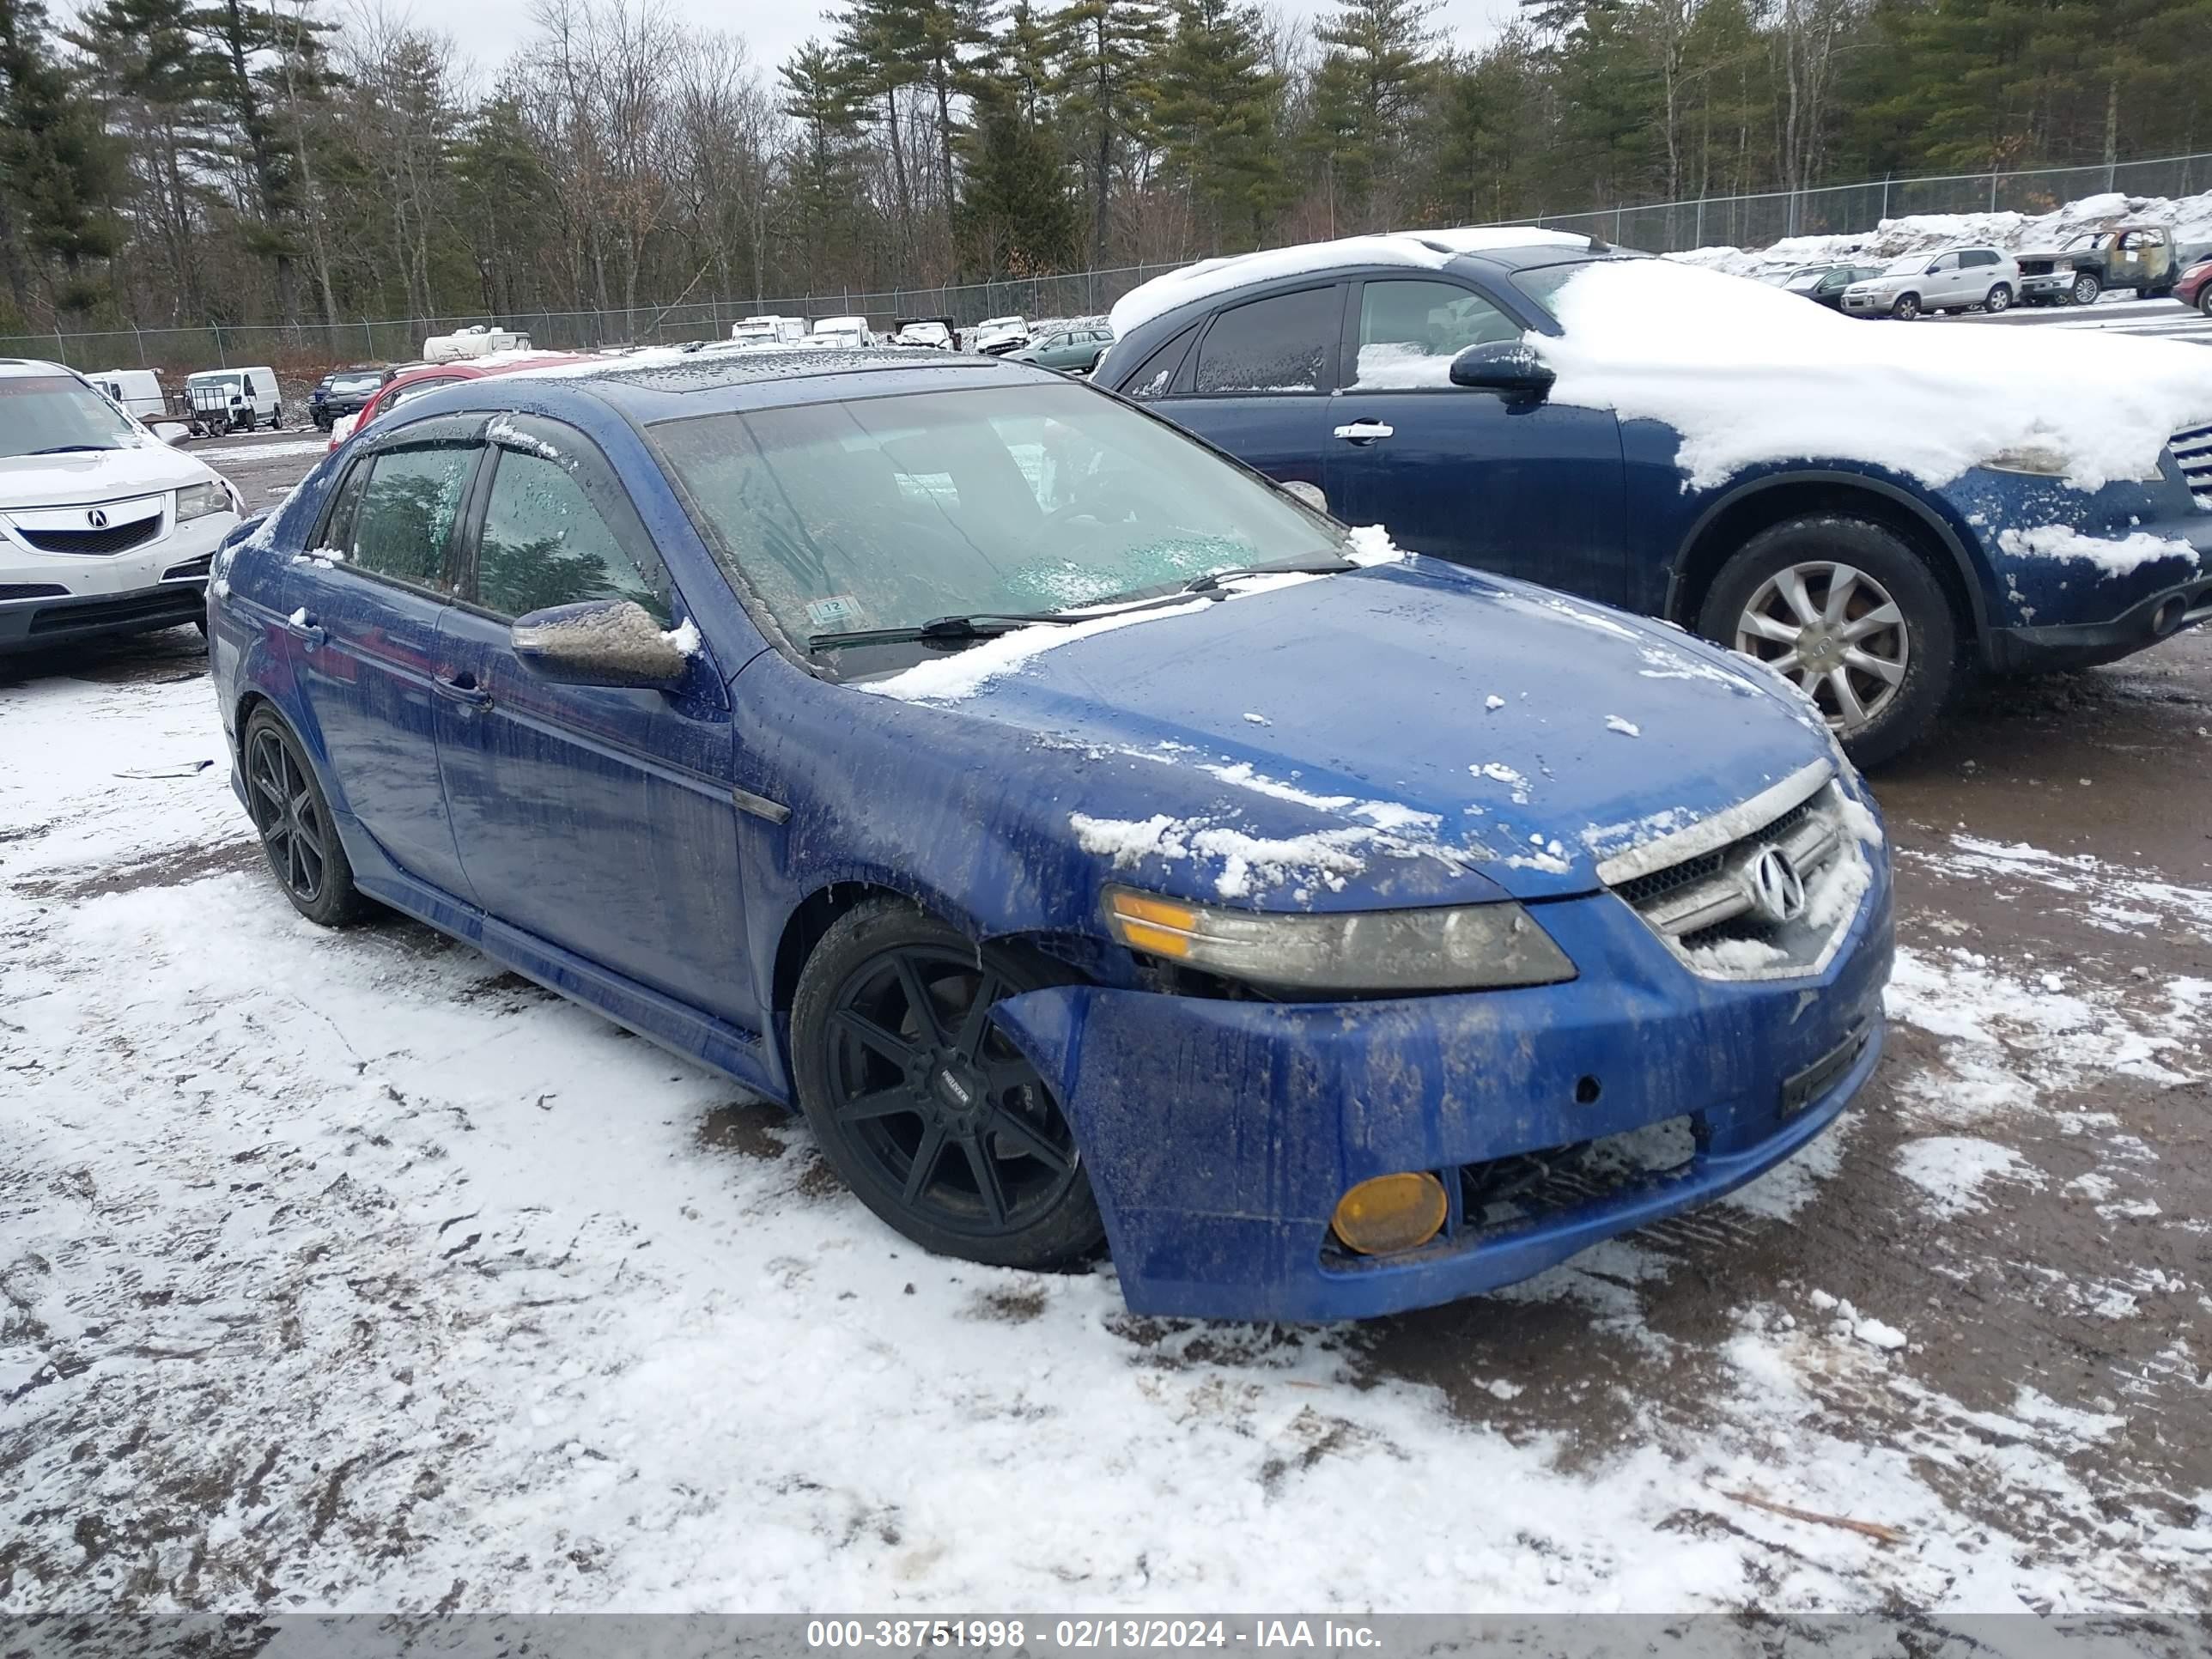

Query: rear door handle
[432,671,491,708]
[280,611,325,649]
[1333,420,1395,444]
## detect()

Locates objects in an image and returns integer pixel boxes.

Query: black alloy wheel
[241,708,363,926]
[792,901,1103,1269]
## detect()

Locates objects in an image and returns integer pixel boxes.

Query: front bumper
[992,855,1893,1322]
[0,509,236,652]
[1842,291,1897,313]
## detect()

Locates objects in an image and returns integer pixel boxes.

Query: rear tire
[1984,283,2013,313]
[240,708,365,927]
[790,899,1105,1271]
[1697,515,1959,769]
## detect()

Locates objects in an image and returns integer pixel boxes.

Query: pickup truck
[2017,225,2189,307]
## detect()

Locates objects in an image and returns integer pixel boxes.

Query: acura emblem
[1745,846,1808,925]
[86,507,108,528]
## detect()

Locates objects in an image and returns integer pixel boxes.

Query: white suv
[0,360,242,652]
[1843,246,2020,319]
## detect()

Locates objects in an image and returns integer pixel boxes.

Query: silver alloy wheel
[1986,284,2011,313]
[1734,561,1910,733]
[2073,273,2100,306]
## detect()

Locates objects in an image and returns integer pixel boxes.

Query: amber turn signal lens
[1104,890,1199,958]
[1330,1172,1449,1255]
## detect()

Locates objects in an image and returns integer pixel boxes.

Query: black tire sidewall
[790,897,1106,1271]
[242,707,363,927]
[1696,515,1959,769]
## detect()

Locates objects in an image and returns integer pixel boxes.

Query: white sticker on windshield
[807,594,862,627]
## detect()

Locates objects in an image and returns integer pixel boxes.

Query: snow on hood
[0,437,218,508]
[1536,258,2212,492]
[1109,227,1589,341]
[874,557,1838,907]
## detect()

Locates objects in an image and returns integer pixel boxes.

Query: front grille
[161,553,212,581]
[24,587,202,636]
[2171,422,2212,507]
[19,514,162,556]
[1603,769,1865,981]
[0,582,68,601]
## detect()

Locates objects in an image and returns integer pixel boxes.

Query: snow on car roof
[1534,257,2212,494]
[1109,226,1591,339]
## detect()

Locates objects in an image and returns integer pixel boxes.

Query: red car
[327,353,585,453]
[2173,257,2212,317]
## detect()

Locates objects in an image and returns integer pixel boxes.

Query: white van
[184,367,281,432]
[88,368,165,420]
[729,315,807,344]
[0,361,241,651]
[422,325,533,363]
[805,315,872,349]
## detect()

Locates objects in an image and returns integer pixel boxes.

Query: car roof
[0,358,74,378]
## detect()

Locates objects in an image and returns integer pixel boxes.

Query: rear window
[1194,287,1337,393]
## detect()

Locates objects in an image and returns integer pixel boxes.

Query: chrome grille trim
[2171,422,2212,506]
[1593,758,1833,887]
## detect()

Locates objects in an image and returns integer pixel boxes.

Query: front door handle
[1333,420,1395,445]
[432,670,491,708]
[280,610,325,650]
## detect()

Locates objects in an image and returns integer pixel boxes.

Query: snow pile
[1996,524,2199,578]
[1536,257,2212,491]
[1895,1136,2039,1219]
[1109,227,1585,339]
[1671,187,2212,282]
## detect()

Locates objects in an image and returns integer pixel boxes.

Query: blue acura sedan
[1099,229,2212,766]
[207,348,1892,1322]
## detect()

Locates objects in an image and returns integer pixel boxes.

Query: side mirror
[511,599,693,690]
[152,422,191,447]
[1279,479,1330,516]
[1449,343,1555,397]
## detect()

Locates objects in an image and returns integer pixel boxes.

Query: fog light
[1331,1172,1449,1255]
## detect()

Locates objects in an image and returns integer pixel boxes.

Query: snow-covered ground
[2,645,2208,1616]
[1672,187,2212,283]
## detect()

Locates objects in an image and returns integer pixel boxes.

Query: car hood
[0,438,215,508]
[858,558,1838,908]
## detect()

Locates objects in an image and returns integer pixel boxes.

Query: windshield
[0,374,140,457]
[651,382,1339,667]
[331,374,381,393]
[1881,254,1929,276]
[1784,270,1829,291]
[2063,232,2113,251]
[1506,258,1601,322]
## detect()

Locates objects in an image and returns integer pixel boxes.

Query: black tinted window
[1121,325,1196,399]
[474,448,669,623]
[1962,249,1996,268]
[348,447,476,587]
[1194,288,1336,393]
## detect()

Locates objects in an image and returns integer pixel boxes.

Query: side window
[1929,253,1960,273]
[1121,323,1199,400]
[1963,249,1996,269]
[346,446,477,588]
[1352,279,1520,388]
[473,447,671,624]
[1193,287,1338,394]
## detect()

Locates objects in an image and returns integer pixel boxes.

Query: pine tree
[1152,0,1285,249]
[1052,0,1164,264]
[781,41,871,289]
[957,83,1078,274]
[1305,0,1434,233]
[0,0,122,321]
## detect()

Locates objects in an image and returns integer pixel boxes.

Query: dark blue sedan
[1098,231,2212,766]
[207,348,1892,1322]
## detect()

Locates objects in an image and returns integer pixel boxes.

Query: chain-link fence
[0,264,1192,380]
[15,150,2212,376]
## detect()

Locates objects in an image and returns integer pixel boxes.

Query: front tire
[1892,293,1922,320]
[2072,272,2101,307]
[241,708,364,927]
[1984,283,2013,313]
[1698,516,1959,769]
[790,899,1105,1271]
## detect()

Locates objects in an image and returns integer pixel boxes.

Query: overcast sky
[426,0,1522,88]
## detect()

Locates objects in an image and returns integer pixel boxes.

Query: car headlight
[1103,885,1576,994]
[176,480,233,521]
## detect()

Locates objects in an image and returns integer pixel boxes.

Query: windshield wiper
[1182,555,1356,593]
[27,444,118,455]
[808,611,1082,653]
